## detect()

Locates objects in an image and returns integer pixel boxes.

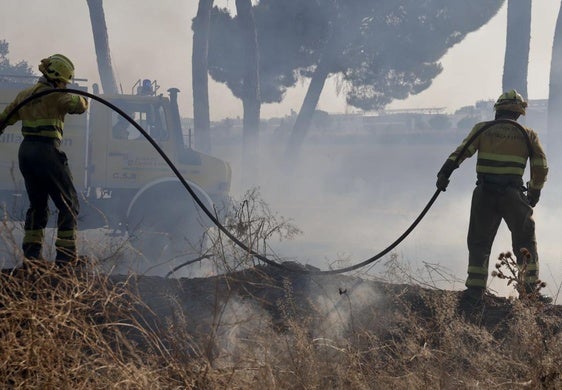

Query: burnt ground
[3,260,562,358]
[3,260,562,387]
[109,262,562,351]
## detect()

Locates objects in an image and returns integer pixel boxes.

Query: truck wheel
[126,181,213,277]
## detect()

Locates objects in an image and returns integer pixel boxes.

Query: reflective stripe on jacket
[447,121,548,190]
[0,78,88,139]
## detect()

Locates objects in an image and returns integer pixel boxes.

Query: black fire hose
[0,88,533,275]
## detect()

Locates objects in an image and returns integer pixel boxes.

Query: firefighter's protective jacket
[446,120,548,190]
[0,77,88,139]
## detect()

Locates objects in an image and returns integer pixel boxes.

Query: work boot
[20,256,51,279]
[22,243,43,261]
[459,287,486,307]
[55,255,90,272]
[22,255,47,270]
[55,247,78,268]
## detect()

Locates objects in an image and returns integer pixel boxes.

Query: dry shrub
[330,282,562,389]
[0,260,208,389]
[492,250,550,302]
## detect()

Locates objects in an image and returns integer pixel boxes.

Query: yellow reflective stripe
[457,144,477,157]
[477,151,527,176]
[22,129,61,139]
[55,239,76,249]
[524,275,539,283]
[528,180,544,190]
[56,229,76,249]
[21,118,64,139]
[466,279,487,288]
[22,119,64,129]
[530,157,547,167]
[23,229,44,244]
[477,166,525,175]
[468,266,488,275]
[450,143,477,162]
[57,230,76,239]
[523,263,538,271]
[478,152,527,164]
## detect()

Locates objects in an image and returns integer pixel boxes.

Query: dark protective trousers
[465,183,538,289]
[18,138,79,262]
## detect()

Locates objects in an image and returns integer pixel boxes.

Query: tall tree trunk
[285,52,332,162]
[285,3,347,164]
[192,0,213,153]
[548,2,562,158]
[236,0,261,185]
[502,0,531,98]
[86,0,119,95]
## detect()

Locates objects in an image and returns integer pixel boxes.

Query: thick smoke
[213,108,562,298]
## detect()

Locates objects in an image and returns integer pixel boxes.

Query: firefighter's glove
[436,175,450,192]
[436,159,458,192]
[527,188,541,207]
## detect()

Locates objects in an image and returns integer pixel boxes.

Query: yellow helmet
[494,89,527,115]
[38,54,75,84]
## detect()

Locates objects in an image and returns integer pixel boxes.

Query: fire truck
[0,75,231,274]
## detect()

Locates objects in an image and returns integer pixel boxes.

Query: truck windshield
[111,102,169,142]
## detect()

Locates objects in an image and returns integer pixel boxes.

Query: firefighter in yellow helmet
[0,54,88,266]
[436,90,550,304]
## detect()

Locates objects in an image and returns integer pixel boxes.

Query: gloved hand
[436,174,450,192]
[436,159,458,192]
[527,187,541,207]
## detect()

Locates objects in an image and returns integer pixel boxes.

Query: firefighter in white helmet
[0,54,88,266]
[436,90,550,304]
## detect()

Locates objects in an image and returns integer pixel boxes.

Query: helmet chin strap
[54,80,68,89]
[495,111,520,120]
[42,77,61,88]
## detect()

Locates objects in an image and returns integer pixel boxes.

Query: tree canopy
[0,40,34,78]
[208,1,329,104]
[207,0,504,112]
[342,1,505,110]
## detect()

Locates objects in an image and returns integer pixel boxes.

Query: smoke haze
[1,1,562,300]
[213,109,562,299]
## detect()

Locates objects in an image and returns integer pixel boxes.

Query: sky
[0,1,560,120]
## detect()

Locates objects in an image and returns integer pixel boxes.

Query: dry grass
[2,258,562,389]
[0,261,207,389]
[1,189,562,389]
